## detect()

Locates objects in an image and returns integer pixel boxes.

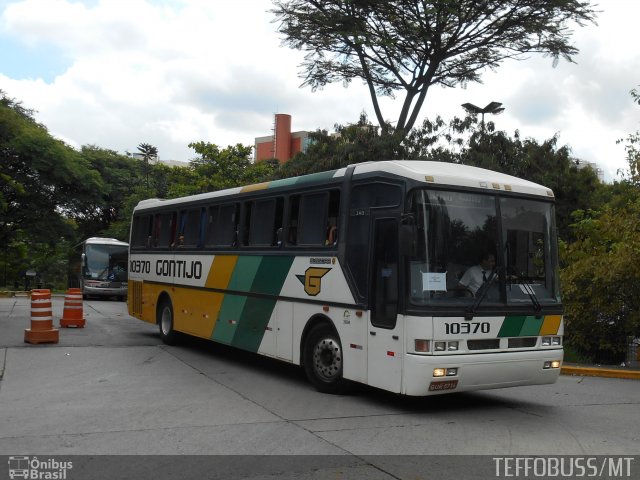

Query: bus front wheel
[303,324,349,394]
[158,298,178,345]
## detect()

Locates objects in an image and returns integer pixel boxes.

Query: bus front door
[367,217,403,393]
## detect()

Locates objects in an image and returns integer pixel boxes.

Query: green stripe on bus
[232,256,295,352]
[212,256,263,344]
[498,316,527,337]
[519,316,544,336]
[268,170,337,189]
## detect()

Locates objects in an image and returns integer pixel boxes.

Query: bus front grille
[467,339,500,350]
[508,337,537,348]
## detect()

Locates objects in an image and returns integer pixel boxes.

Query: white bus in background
[69,237,129,300]
[128,161,563,396]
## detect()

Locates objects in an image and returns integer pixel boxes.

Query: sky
[1,0,639,182]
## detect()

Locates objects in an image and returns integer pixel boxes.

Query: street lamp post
[461,101,505,130]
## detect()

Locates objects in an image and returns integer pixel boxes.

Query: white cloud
[0,0,638,181]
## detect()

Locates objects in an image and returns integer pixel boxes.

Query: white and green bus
[70,237,129,300]
[128,161,563,396]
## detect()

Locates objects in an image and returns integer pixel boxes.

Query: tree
[137,142,158,190]
[1,91,103,287]
[618,87,640,185]
[279,112,406,177]
[460,129,603,239]
[1,91,103,245]
[561,193,640,364]
[78,145,143,240]
[188,142,257,191]
[560,85,640,364]
[273,0,596,137]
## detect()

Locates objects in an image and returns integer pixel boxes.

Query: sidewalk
[561,363,640,380]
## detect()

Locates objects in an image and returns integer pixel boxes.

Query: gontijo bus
[128,161,563,396]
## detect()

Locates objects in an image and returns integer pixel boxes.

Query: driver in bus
[458,252,496,296]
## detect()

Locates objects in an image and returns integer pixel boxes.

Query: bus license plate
[429,380,458,392]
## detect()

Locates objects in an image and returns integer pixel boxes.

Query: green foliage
[78,145,142,240]
[137,142,159,190]
[461,129,603,240]
[561,191,640,364]
[617,87,640,185]
[188,142,274,191]
[1,90,104,286]
[278,113,404,177]
[273,0,596,136]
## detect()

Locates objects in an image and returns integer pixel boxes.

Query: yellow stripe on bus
[206,255,238,289]
[172,255,240,339]
[240,182,270,193]
[539,315,562,335]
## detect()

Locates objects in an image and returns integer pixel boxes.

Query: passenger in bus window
[458,252,496,296]
[325,220,338,246]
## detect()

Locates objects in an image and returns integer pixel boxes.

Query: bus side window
[346,182,402,301]
[287,196,299,246]
[246,198,284,247]
[131,214,151,248]
[153,212,176,248]
[198,208,207,248]
[274,197,284,247]
[298,192,328,246]
[325,190,341,247]
[205,206,218,247]
[212,203,239,247]
[179,208,201,248]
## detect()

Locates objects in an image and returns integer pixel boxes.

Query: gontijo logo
[296,267,331,296]
[8,456,72,479]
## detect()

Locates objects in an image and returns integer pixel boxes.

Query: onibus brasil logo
[8,456,72,479]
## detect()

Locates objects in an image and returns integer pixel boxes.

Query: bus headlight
[552,337,562,346]
[447,341,459,351]
[542,337,551,346]
[433,368,458,377]
[434,342,446,351]
[543,361,561,369]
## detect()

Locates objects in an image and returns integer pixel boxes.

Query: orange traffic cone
[60,288,86,328]
[24,290,59,344]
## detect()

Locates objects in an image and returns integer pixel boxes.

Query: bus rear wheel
[158,298,178,345]
[303,324,349,394]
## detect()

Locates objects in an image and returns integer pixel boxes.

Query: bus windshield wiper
[508,268,542,314]
[465,269,499,320]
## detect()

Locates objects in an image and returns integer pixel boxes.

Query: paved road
[0,297,638,479]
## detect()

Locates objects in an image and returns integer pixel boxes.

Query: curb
[561,365,640,380]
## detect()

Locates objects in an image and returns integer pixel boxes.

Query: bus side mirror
[400,225,417,257]
[81,253,86,267]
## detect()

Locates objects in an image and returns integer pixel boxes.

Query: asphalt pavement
[0,294,638,480]
[2,292,638,381]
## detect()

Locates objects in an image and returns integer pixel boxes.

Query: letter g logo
[296,267,331,296]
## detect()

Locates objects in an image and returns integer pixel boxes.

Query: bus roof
[84,237,129,247]
[134,160,554,212]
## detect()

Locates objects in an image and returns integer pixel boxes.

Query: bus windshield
[84,244,128,282]
[406,189,560,309]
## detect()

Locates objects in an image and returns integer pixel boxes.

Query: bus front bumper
[402,349,564,396]
[84,285,128,297]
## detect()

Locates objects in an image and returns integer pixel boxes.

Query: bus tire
[303,324,349,394]
[158,297,178,345]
